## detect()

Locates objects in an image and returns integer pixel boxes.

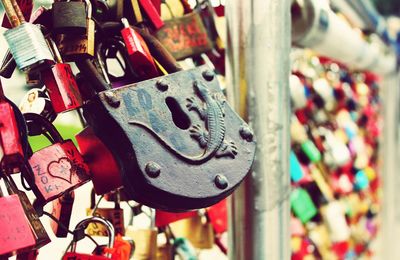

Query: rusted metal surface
[84,66,256,211]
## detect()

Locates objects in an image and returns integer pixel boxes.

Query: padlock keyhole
[165,97,191,130]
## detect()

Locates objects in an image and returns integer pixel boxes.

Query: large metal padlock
[63,216,115,260]
[83,66,256,211]
[58,0,95,60]
[2,0,54,72]
[41,38,83,114]
[86,189,125,236]
[0,174,36,256]
[52,0,88,35]
[26,113,90,204]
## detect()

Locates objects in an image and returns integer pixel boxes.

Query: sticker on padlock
[86,189,125,236]
[26,113,90,204]
[83,66,256,211]
[63,216,115,260]
[125,208,158,260]
[19,87,57,123]
[0,175,36,256]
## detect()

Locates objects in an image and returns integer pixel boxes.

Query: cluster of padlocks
[290,52,381,259]
[0,0,253,259]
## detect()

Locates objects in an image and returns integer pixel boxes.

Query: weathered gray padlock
[1,0,54,72]
[4,23,55,72]
[52,0,88,35]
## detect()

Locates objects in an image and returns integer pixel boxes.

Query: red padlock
[0,178,36,256]
[138,0,164,30]
[155,209,197,227]
[121,18,159,81]
[75,127,122,195]
[0,80,24,169]
[26,113,90,204]
[41,38,83,114]
[63,217,115,260]
[206,199,227,234]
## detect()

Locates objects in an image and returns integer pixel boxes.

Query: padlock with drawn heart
[25,113,90,205]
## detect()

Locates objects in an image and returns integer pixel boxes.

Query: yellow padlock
[156,231,173,260]
[86,189,125,236]
[125,207,158,260]
[170,210,214,249]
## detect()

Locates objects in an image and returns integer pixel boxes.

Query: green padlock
[291,188,318,224]
[173,237,198,260]
[301,140,321,163]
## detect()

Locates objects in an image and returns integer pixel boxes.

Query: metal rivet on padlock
[1,0,55,72]
[26,113,90,204]
[63,216,115,259]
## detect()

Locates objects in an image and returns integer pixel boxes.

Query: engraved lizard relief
[128,80,237,162]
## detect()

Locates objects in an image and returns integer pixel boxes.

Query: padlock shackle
[98,21,182,73]
[23,113,63,143]
[71,216,115,258]
[0,50,17,79]
[75,58,112,92]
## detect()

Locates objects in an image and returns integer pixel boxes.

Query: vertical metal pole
[225,0,291,259]
[380,72,400,259]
